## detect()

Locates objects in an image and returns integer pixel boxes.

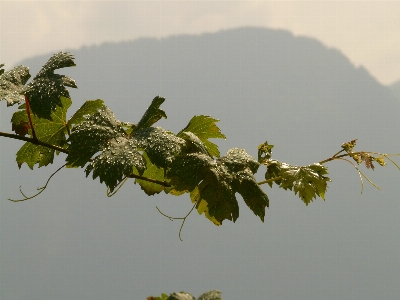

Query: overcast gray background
[1,2,400,300]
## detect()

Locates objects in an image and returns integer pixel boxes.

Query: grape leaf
[66,106,127,168]
[258,141,274,163]
[67,99,104,126]
[146,293,168,300]
[177,115,226,157]
[135,152,166,196]
[24,52,77,119]
[341,139,357,153]
[168,152,240,223]
[179,131,211,156]
[67,105,183,192]
[164,133,211,196]
[168,148,269,224]
[341,139,363,164]
[0,65,31,106]
[67,105,146,191]
[264,160,330,205]
[263,159,283,188]
[85,136,146,192]
[134,126,185,169]
[373,156,387,166]
[12,120,30,136]
[135,96,167,131]
[190,187,221,226]
[221,148,269,220]
[11,96,71,169]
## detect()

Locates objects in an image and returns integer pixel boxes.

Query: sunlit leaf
[0,65,31,106]
[135,96,167,131]
[24,52,77,119]
[134,126,185,169]
[258,141,274,163]
[12,120,30,136]
[169,148,268,224]
[264,160,330,205]
[341,139,357,153]
[374,156,386,166]
[66,106,126,168]
[190,187,221,226]
[12,96,71,169]
[85,136,146,192]
[178,115,226,157]
[67,105,148,191]
[135,152,166,196]
[67,99,104,126]
[179,131,211,156]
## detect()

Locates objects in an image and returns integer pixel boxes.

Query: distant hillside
[17,27,399,163]
[389,79,400,100]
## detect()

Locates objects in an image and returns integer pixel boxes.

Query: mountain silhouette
[16,27,399,162]
[389,79,400,100]
[2,27,399,300]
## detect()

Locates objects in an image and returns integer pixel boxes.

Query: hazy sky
[1,1,400,85]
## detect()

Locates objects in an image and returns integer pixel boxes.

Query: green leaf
[148,293,169,300]
[67,99,104,126]
[341,139,357,153]
[169,148,269,224]
[67,102,186,192]
[67,105,150,192]
[135,152,166,196]
[85,136,146,192]
[220,147,260,174]
[134,127,185,169]
[190,187,221,226]
[264,161,331,205]
[12,96,71,169]
[66,106,127,167]
[263,159,282,188]
[0,65,31,106]
[24,52,77,119]
[177,115,226,157]
[179,131,211,156]
[221,148,268,221]
[169,152,239,224]
[135,96,167,131]
[374,156,387,166]
[168,153,212,193]
[258,141,274,163]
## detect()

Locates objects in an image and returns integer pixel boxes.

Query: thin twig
[8,163,67,202]
[383,154,400,169]
[156,204,197,241]
[334,157,380,193]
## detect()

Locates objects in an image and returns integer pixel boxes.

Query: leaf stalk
[24,94,38,142]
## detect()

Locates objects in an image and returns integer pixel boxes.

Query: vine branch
[258,176,282,186]
[128,173,171,187]
[0,131,172,189]
[0,131,69,154]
